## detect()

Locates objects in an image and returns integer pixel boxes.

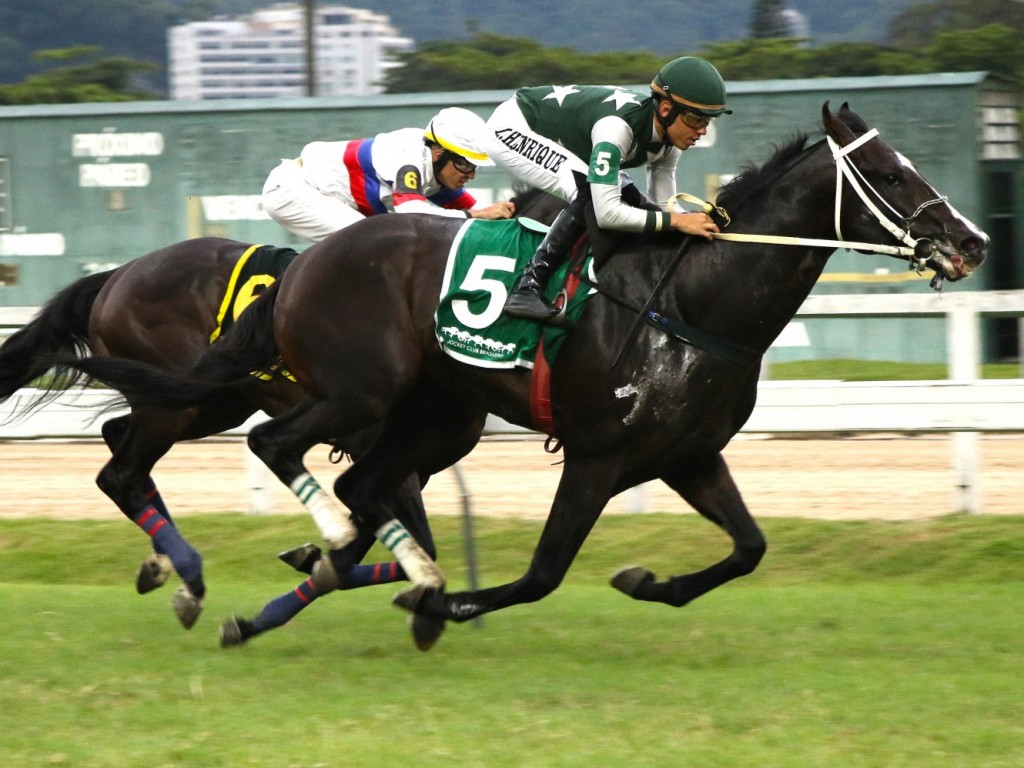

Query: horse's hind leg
[220,403,434,647]
[612,453,766,607]
[97,407,208,628]
[220,525,376,647]
[220,468,429,648]
[101,415,173,594]
[329,398,487,593]
[247,397,419,597]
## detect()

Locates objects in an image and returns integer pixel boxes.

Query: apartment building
[168,3,413,100]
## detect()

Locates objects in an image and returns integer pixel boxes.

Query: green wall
[0,72,1018,363]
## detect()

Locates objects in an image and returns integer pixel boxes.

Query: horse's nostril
[962,236,986,257]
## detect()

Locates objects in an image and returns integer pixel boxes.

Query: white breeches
[261,160,365,243]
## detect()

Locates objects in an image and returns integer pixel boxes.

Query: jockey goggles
[678,107,713,130]
[447,153,478,174]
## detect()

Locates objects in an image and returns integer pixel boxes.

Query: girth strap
[642,309,760,367]
[577,270,761,368]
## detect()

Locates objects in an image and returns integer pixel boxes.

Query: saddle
[210,244,300,342]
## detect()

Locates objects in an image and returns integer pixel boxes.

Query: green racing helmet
[651,57,732,117]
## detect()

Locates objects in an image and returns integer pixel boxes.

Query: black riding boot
[503,199,588,323]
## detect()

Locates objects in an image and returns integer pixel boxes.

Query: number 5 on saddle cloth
[435,217,595,371]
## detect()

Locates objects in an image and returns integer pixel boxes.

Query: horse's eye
[884,173,900,186]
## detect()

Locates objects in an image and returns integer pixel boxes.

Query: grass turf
[1,513,1021,767]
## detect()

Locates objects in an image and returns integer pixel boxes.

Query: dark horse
[1,186,563,635]
[57,104,988,648]
[0,238,430,630]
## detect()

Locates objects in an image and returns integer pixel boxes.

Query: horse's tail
[191,277,283,383]
[49,280,284,411]
[0,269,114,413]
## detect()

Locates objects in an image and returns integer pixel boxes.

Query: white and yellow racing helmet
[424,107,495,167]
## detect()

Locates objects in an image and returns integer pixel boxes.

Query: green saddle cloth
[435,218,595,369]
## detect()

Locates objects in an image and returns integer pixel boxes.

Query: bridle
[828,128,947,268]
[609,122,960,367]
[672,126,949,271]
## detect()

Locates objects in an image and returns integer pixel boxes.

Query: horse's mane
[510,184,565,226]
[715,133,812,212]
[716,106,870,213]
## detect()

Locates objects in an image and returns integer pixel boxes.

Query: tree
[925,25,1024,80]
[701,39,811,80]
[0,46,158,105]
[382,33,663,94]
[889,0,1024,47]
[750,0,792,39]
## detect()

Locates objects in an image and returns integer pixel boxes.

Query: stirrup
[548,289,570,328]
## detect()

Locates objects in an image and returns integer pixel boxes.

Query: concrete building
[167,3,413,100]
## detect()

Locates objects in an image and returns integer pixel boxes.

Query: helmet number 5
[451,254,517,329]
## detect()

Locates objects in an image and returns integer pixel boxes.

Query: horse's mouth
[918,239,984,283]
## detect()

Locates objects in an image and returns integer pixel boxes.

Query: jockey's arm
[587,116,669,233]
[468,201,516,220]
[587,117,716,238]
[392,196,474,218]
[390,165,514,220]
[391,195,514,220]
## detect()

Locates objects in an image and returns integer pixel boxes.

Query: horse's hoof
[136,553,173,594]
[408,614,446,652]
[172,584,204,629]
[219,616,248,648]
[392,583,427,614]
[277,542,321,574]
[310,553,341,593]
[611,566,655,598]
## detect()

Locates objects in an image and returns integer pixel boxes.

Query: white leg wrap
[376,519,445,589]
[290,473,357,550]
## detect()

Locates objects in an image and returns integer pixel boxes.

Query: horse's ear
[822,100,856,147]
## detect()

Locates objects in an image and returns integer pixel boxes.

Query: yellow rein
[667,191,917,259]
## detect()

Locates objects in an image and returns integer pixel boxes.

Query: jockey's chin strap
[670,127,947,268]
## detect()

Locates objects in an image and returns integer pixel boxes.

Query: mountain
[0,0,922,96]
[340,0,921,52]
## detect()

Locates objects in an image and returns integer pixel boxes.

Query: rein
[670,127,948,266]
[581,261,761,369]
[597,122,949,369]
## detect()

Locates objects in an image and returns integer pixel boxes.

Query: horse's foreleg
[612,454,766,607]
[398,456,616,625]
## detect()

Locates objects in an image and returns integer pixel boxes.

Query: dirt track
[1,433,1021,521]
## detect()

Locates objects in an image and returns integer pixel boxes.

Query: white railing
[3,290,1024,514]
